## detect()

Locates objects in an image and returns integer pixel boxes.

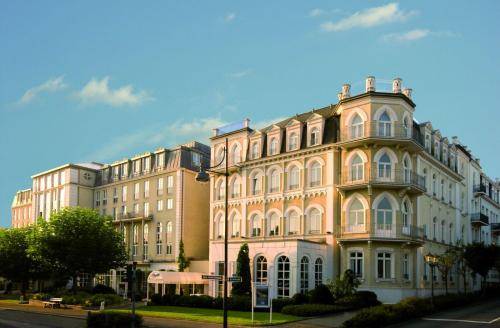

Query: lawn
[106,306,301,326]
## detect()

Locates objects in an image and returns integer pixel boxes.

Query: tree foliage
[463,242,497,293]
[231,243,251,296]
[327,269,360,299]
[177,240,190,272]
[437,248,457,295]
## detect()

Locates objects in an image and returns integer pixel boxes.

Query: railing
[337,222,425,241]
[117,212,154,221]
[470,212,489,226]
[340,167,426,191]
[340,121,424,145]
[491,222,500,233]
[473,184,487,194]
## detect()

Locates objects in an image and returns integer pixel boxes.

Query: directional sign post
[202,275,223,280]
[228,276,242,283]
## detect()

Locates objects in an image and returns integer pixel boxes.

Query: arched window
[287,210,300,235]
[251,214,261,237]
[403,116,411,137]
[376,197,392,232]
[378,153,392,179]
[402,201,411,235]
[216,215,225,239]
[216,147,225,165]
[348,198,365,232]
[310,128,320,146]
[143,223,149,260]
[216,179,225,201]
[289,166,300,190]
[300,257,309,294]
[250,171,262,195]
[231,144,241,165]
[156,222,162,255]
[310,162,322,187]
[276,256,290,298]
[251,142,260,159]
[308,208,322,234]
[378,111,392,137]
[314,258,323,287]
[270,138,278,155]
[350,114,364,139]
[289,132,299,150]
[255,256,268,284]
[166,221,173,233]
[231,213,240,237]
[269,170,280,193]
[403,157,411,183]
[132,224,139,256]
[268,213,280,236]
[350,154,364,182]
[230,177,240,198]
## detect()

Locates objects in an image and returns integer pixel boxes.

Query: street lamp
[424,253,438,308]
[196,137,229,328]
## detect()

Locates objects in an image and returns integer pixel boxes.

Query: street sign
[254,284,270,308]
[202,274,222,280]
[228,276,242,282]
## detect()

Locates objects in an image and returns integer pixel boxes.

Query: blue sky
[1,1,499,227]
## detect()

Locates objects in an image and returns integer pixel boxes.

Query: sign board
[253,284,270,308]
[228,276,242,282]
[202,275,222,280]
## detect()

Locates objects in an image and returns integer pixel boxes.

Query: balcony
[114,212,153,224]
[339,167,426,194]
[470,213,489,226]
[338,121,424,149]
[337,222,424,245]
[473,184,487,195]
[490,222,500,235]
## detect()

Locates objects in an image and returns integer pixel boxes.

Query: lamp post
[196,137,229,328]
[424,253,438,308]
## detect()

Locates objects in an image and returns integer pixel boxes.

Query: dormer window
[269,138,278,155]
[425,135,430,151]
[310,128,320,146]
[251,142,260,159]
[289,132,299,151]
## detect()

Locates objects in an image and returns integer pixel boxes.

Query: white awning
[147,271,208,285]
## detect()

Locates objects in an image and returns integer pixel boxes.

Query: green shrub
[292,293,309,305]
[335,291,380,309]
[87,294,124,307]
[31,293,51,301]
[62,292,92,305]
[228,295,251,311]
[92,284,116,295]
[309,284,334,304]
[87,312,143,327]
[150,293,162,306]
[271,298,296,312]
[281,304,347,317]
[176,295,214,308]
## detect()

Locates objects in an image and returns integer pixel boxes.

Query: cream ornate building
[11,189,32,228]
[207,77,499,303]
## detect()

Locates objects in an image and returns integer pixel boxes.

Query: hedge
[281,304,348,317]
[335,291,380,308]
[87,312,143,328]
[149,294,252,311]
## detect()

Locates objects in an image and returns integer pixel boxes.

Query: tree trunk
[444,273,448,295]
[72,274,78,295]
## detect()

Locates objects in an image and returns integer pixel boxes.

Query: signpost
[201,275,222,280]
[228,276,242,283]
[251,283,272,324]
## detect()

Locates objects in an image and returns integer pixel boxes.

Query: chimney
[392,77,402,93]
[212,128,219,137]
[365,76,376,92]
[402,88,413,99]
[243,118,250,128]
[342,83,351,99]
[452,136,459,144]
[337,92,343,101]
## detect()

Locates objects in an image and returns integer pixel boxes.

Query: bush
[176,295,214,308]
[62,292,92,305]
[87,312,143,328]
[335,291,380,309]
[228,295,251,311]
[86,294,124,307]
[309,284,334,304]
[150,293,162,306]
[281,304,347,317]
[292,293,309,305]
[31,293,51,301]
[271,298,296,312]
[92,284,116,295]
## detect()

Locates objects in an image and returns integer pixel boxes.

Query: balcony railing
[116,212,154,221]
[340,121,424,145]
[491,222,500,234]
[337,222,425,242]
[473,184,487,194]
[470,212,489,226]
[340,167,426,191]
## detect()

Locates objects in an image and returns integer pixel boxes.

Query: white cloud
[18,76,67,104]
[382,29,459,42]
[320,3,417,32]
[228,69,253,79]
[224,12,236,22]
[309,8,342,17]
[76,76,153,107]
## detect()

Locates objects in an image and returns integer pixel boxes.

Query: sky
[1,1,499,227]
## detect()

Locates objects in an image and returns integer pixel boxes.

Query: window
[287,211,299,235]
[250,173,262,195]
[216,215,225,238]
[402,201,411,234]
[113,188,118,203]
[251,214,261,237]
[276,256,290,298]
[402,254,409,280]
[217,180,225,200]
[308,208,321,234]
[143,224,149,260]
[268,213,279,236]
[348,199,365,232]
[289,132,299,150]
[143,156,151,172]
[122,226,127,244]
[289,166,300,189]
[192,152,201,167]
[95,191,100,207]
[314,258,323,287]
[167,198,173,209]
[167,176,174,193]
[441,220,445,242]
[230,178,240,198]
[166,243,173,255]
[231,144,241,165]
[157,178,164,196]
[269,138,278,155]
[350,155,364,182]
[122,186,127,202]
[403,116,411,137]
[433,217,437,240]
[231,214,240,237]
[378,112,392,137]
[133,203,139,215]
[269,170,280,193]
[121,205,127,215]
[157,200,164,211]
[350,114,364,139]
[376,197,393,231]
[441,180,445,200]
[403,157,411,183]
[251,142,260,159]
[144,202,149,217]
[310,128,320,146]
[255,256,268,284]
[156,152,165,168]
[132,225,139,256]
[378,153,392,179]
[310,162,321,187]
[432,174,437,195]
[134,183,140,200]
[133,160,141,175]
[166,221,173,233]
[449,223,454,245]
[377,252,392,279]
[300,257,309,294]
[156,223,163,255]
[349,252,363,278]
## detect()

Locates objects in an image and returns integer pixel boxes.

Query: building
[206,76,499,303]
[11,189,32,228]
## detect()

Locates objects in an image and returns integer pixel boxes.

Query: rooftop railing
[337,222,425,241]
[340,167,426,191]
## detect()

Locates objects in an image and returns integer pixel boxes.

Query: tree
[35,207,127,293]
[463,242,497,294]
[437,248,456,295]
[455,240,470,294]
[231,243,251,296]
[327,269,360,299]
[0,227,50,296]
[177,240,190,272]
